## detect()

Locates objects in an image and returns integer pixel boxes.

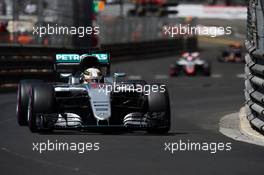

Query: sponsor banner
[56,53,109,63]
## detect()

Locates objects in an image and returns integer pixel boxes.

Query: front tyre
[16,80,42,126]
[28,84,55,133]
[146,85,171,134]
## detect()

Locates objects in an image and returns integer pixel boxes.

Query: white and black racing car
[16,52,171,133]
[169,52,211,76]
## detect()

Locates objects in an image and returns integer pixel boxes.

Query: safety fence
[0,0,198,91]
[244,0,264,133]
[0,36,197,91]
[0,0,196,48]
[0,0,92,47]
[97,16,194,44]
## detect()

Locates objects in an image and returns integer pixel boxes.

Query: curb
[239,107,264,145]
[219,107,264,146]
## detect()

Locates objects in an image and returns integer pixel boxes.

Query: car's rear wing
[54,52,111,75]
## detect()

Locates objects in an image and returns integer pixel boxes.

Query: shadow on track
[38,131,188,136]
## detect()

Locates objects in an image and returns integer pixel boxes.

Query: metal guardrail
[0,36,197,90]
[0,0,93,48]
[98,16,192,44]
[245,0,264,133]
[0,1,198,91]
[0,0,196,48]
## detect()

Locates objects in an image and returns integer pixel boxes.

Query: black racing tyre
[28,83,56,132]
[16,80,43,126]
[146,85,171,134]
[169,64,179,77]
[203,62,211,76]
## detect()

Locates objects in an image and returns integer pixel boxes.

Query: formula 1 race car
[218,43,244,63]
[16,52,171,134]
[169,52,211,76]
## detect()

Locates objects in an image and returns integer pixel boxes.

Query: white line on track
[128,75,142,80]
[236,73,245,79]
[154,74,169,80]
[211,74,223,78]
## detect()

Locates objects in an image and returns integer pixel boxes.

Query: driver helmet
[83,68,102,83]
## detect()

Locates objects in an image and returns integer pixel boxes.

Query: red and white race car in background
[169,52,211,76]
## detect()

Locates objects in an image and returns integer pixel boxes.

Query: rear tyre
[16,80,43,126]
[146,85,171,134]
[169,64,179,77]
[28,84,56,133]
[203,62,211,76]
